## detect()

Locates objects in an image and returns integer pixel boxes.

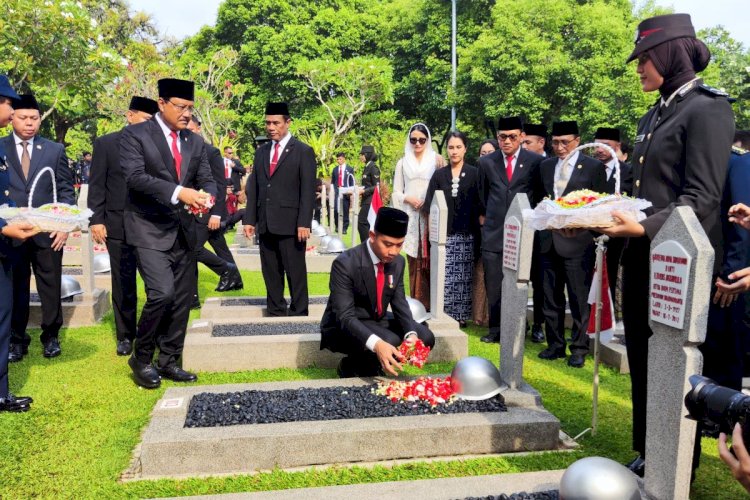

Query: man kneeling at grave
[321,207,436,377]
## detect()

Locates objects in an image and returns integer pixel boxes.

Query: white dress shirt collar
[155,113,181,153]
[13,133,34,160]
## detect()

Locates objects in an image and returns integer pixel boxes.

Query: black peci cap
[265,102,290,116]
[497,116,523,131]
[374,207,408,238]
[523,123,547,137]
[627,13,696,63]
[129,96,159,115]
[594,127,621,142]
[360,145,375,155]
[158,78,195,101]
[551,121,579,136]
[12,94,40,111]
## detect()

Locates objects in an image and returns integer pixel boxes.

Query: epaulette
[698,83,729,97]
[732,145,748,155]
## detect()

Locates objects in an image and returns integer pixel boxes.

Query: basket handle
[28,166,57,208]
[553,142,619,199]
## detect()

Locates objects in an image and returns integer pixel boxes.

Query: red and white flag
[367,184,383,230]
[587,251,615,341]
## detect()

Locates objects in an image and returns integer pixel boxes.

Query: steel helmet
[325,236,347,253]
[406,296,431,323]
[93,253,111,273]
[60,275,84,299]
[450,356,505,400]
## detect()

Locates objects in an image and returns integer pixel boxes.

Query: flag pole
[591,234,609,436]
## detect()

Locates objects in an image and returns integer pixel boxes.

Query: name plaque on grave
[428,192,447,245]
[429,203,439,243]
[503,216,521,270]
[649,240,691,329]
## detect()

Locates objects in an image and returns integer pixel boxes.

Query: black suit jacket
[477,148,544,252]
[119,117,216,251]
[243,136,317,235]
[605,160,633,196]
[538,153,608,258]
[195,143,227,224]
[331,164,355,194]
[89,129,128,239]
[1,133,74,248]
[320,243,418,352]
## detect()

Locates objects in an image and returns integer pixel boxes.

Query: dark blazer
[195,143,227,224]
[605,160,633,196]
[632,81,734,244]
[243,135,317,235]
[1,133,74,248]
[359,160,380,213]
[320,242,419,352]
[119,117,216,252]
[538,153,608,258]
[331,164,355,193]
[719,148,750,279]
[88,129,128,239]
[477,148,544,252]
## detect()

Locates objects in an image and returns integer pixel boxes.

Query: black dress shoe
[538,346,566,360]
[216,264,243,292]
[157,365,198,383]
[7,393,33,405]
[480,332,500,343]
[116,339,133,356]
[190,295,201,310]
[0,397,30,413]
[8,343,27,363]
[128,356,161,389]
[567,353,586,368]
[531,324,545,343]
[42,338,61,358]
[458,320,467,328]
[625,455,645,477]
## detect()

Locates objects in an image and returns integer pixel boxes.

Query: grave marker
[429,191,448,320]
[645,206,713,500]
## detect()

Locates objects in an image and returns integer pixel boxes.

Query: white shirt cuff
[171,186,183,205]
[209,215,221,221]
[404,331,418,341]
[365,334,382,352]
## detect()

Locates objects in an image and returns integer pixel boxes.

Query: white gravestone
[500,194,534,389]
[645,206,713,500]
[321,184,329,228]
[429,191,448,320]
[79,230,96,294]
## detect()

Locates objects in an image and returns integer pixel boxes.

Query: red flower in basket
[184,190,216,217]
[399,338,431,368]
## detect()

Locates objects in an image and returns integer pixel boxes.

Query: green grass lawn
[1,267,744,498]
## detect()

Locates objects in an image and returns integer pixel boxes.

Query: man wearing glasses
[120,78,216,389]
[477,116,544,343]
[537,121,607,368]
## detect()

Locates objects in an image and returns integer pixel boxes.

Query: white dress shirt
[155,113,183,205]
[269,132,292,164]
[554,150,580,196]
[605,157,618,182]
[13,133,34,163]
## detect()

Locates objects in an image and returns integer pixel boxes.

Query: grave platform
[232,250,336,273]
[31,266,112,291]
[200,296,329,321]
[135,378,563,479]
[182,316,468,372]
[28,288,111,328]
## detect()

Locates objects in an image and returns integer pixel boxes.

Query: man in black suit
[223,146,244,194]
[321,207,435,377]
[89,96,158,356]
[477,116,544,343]
[120,78,216,388]
[592,127,633,302]
[331,152,355,234]
[243,102,316,316]
[187,116,242,293]
[2,94,75,361]
[357,145,380,243]
[538,121,608,368]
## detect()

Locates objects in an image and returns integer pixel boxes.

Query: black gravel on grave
[31,292,74,303]
[184,384,506,428]
[462,492,559,500]
[221,296,328,306]
[212,322,320,337]
[62,267,83,275]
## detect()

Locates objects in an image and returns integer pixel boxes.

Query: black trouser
[133,234,194,369]
[0,258,12,398]
[482,250,504,336]
[107,237,138,342]
[358,204,371,244]
[258,232,308,316]
[540,244,593,355]
[195,223,230,277]
[334,194,351,233]
[530,236,545,326]
[11,240,63,346]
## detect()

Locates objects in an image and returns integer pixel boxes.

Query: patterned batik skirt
[444,233,474,322]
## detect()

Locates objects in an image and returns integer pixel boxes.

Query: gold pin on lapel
[36,145,42,150]
[577,164,582,169]
[519,164,524,168]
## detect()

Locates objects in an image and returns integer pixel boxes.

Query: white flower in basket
[0,166,92,232]
[525,142,652,230]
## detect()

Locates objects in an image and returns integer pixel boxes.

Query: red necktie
[376,262,385,317]
[270,142,280,175]
[505,154,514,181]
[170,131,182,180]
[339,167,343,187]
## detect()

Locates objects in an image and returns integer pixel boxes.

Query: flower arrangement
[374,376,456,407]
[399,338,431,368]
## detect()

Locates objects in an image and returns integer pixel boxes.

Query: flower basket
[0,167,92,232]
[525,143,651,230]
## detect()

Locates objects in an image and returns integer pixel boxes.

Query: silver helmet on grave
[406,297,431,323]
[450,356,505,400]
[325,236,346,254]
[60,275,84,299]
[559,457,641,499]
[319,235,334,251]
[93,253,111,273]
[312,223,328,237]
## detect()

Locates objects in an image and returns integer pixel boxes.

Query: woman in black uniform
[599,14,735,475]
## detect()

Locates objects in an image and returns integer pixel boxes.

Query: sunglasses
[409,137,428,145]
[498,134,519,141]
